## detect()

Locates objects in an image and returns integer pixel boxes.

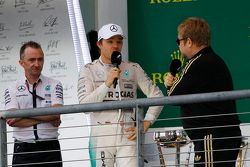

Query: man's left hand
[126,120,151,141]
[51,119,61,127]
[6,118,21,127]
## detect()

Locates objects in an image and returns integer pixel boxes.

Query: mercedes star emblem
[110,25,118,32]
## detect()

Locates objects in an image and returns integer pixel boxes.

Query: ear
[187,38,193,48]
[96,40,102,49]
[19,59,24,67]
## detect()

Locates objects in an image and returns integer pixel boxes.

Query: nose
[34,60,39,66]
[34,59,41,67]
[112,44,118,50]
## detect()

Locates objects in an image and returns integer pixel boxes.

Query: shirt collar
[190,46,213,61]
[21,74,44,85]
[98,57,113,68]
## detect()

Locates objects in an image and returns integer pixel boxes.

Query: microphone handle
[113,64,119,88]
[113,78,118,88]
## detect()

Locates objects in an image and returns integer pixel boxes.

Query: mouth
[32,68,42,72]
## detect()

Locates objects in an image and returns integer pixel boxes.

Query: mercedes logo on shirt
[110,25,118,32]
[17,85,26,92]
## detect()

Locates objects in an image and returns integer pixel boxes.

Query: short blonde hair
[178,17,211,47]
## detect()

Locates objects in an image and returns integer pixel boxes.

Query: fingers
[125,127,135,132]
[105,68,122,87]
[112,67,120,71]
[164,73,175,87]
[127,132,136,141]
[6,118,16,126]
[52,119,61,127]
[111,67,121,77]
[125,127,136,141]
[125,121,151,141]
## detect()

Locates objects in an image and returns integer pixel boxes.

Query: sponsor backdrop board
[128,0,250,127]
[0,0,90,166]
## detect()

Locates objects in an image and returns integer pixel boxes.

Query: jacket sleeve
[77,65,109,104]
[134,63,164,123]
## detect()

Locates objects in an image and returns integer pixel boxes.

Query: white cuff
[144,113,156,124]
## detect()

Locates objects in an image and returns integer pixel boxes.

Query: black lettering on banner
[131,92,134,98]
[127,92,131,98]
[120,91,134,98]
[106,91,135,98]
[108,92,113,98]
[115,92,119,98]
[120,91,124,97]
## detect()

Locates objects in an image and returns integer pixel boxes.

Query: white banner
[0,0,90,166]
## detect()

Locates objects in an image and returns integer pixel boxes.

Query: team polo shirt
[4,74,63,142]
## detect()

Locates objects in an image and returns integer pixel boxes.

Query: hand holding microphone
[165,59,182,90]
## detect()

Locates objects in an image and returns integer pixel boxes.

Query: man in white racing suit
[78,23,163,167]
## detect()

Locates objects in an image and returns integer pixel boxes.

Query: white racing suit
[78,58,163,167]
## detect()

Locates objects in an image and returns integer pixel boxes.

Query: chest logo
[96,70,105,78]
[194,155,202,162]
[123,69,129,78]
[17,85,26,92]
[45,85,51,91]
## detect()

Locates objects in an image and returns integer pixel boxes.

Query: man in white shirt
[4,41,63,167]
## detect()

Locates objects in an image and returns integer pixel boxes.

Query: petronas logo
[45,85,50,91]
[194,155,202,161]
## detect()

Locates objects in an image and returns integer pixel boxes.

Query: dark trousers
[187,127,242,167]
[13,139,62,167]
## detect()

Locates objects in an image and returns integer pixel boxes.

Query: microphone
[111,51,122,88]
[169,59,182,77]
[167,59,182,91]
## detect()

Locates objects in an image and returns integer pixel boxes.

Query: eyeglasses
[176,38,187,46]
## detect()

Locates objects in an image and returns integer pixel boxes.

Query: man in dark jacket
[164,17,242,167]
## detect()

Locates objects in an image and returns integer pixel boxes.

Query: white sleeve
[51,81,64,105]
[77,65,109,104]
[4,86,18,110]
[135,63,164,123]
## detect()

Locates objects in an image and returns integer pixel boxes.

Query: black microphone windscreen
[111,51,122,66]
[170,59,182,76]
